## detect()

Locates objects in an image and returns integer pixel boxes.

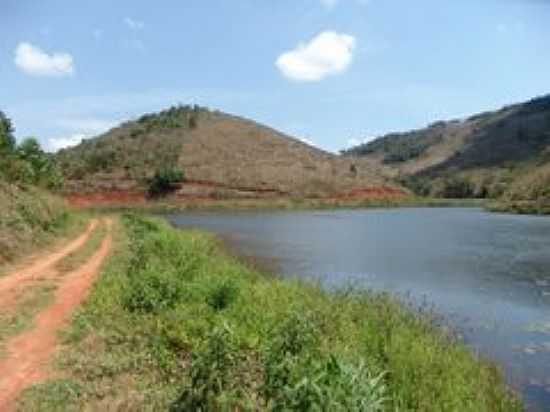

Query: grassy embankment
[488,163,550,215]
[19,214,520,411]
[81,195,487,214]
[488,201,550,216]
[0,181,85,270]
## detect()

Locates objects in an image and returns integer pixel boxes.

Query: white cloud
[47,133,85,151]
[276,31,356,82]
[124,17,145,30]
[14,42,74,77]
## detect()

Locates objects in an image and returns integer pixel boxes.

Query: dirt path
[0,219,99,298]
[0,218,113,411]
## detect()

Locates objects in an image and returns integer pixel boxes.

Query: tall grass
[0,181,81,266]
[19,214,521,411]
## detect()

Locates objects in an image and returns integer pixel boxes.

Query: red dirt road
[0,219,112,411]
[0,220,98,298]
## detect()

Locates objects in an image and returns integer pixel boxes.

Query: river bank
[18,213,520,410]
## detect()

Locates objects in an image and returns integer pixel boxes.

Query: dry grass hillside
[58,106,399,201]
[344,94,550,199]
[0,181,70,264]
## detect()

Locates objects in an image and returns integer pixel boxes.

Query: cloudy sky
[1,0,549,152]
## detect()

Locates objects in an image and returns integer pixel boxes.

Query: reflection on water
[165,208,550,411]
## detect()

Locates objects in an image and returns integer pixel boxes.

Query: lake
[165,207,550,411]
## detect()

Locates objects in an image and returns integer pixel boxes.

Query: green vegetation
[0,111,63,189]
[486,159,550,214]
[147,167,185,198]
[344,94,550,212]
[0,111,77,264]
[0,181,77,265]
[19,215,520,411]
[342,124,445,164]
[0,283,55,352]
[57,105,208,180]
[136,104,201,132]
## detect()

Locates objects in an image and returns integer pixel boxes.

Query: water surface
[166,208,550,410]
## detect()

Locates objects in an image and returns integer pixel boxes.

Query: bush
[124,267,187,313]
[261,312,386,411]
[205,279,239,311]
[170,325,245,411]
[147,167,185,198]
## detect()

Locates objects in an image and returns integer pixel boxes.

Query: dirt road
[0,218,113,411]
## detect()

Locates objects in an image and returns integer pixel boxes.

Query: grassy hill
[0,180,74,265]
[58,106,398,202]
[343,95,550,202]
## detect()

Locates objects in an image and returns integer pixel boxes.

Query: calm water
[166,208,550,411]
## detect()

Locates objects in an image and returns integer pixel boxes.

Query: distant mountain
[57,105,399,201]
[343,95,550,200]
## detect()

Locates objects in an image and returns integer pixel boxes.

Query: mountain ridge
[344,94,550,200]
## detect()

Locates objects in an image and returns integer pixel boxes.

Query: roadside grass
[0,198,89,278]
[0,283,56,355]
[18,214,521,411]
[53,220,107,273]
[0,182,83,269]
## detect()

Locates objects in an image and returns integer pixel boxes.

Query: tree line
[0,111,63,189]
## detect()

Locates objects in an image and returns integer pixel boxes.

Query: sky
[1,0,549,152]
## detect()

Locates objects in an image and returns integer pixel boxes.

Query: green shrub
[124,267,187,313]
[205,279,239,311]
[265,355,386,412]
[170,325,245,411]
[147,167,185,198]
[261,312,386,411]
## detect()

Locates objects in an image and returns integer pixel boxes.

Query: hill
[57,106,402,204]
[343,95,550,201]
[0,181,72,265]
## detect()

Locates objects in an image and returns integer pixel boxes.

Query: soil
[0,218,112,411]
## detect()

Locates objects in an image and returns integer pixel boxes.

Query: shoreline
[17,213,521,410]
[64,194,488,213]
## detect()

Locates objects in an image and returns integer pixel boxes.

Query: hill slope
[344,95,550,199]
[0,181,71,264]
[58,106,399,201]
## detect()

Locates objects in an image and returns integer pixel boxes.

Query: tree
[147,167,185,198]
[0,111,16,153]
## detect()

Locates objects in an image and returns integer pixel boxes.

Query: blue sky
[1,0,549,152]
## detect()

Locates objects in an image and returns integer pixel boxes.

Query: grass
[18,214,521,411]
[488,200,550,216]
[84,195,487,215]
[0,181,87,272]
[0,283,56,354]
